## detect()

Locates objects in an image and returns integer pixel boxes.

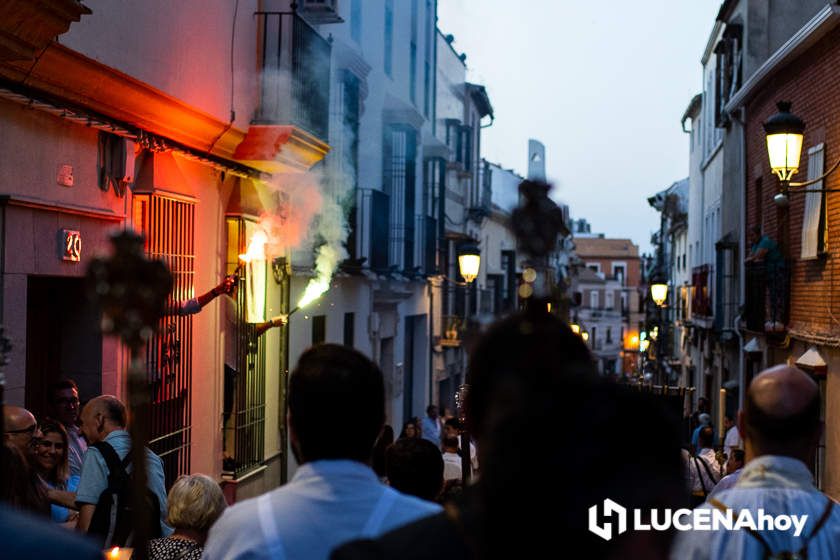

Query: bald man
[74,395,170,541]
[3,405,42,453]
[672,366,840,559]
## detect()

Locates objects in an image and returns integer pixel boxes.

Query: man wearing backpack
[74,395,171,543]
[672,365,840,559]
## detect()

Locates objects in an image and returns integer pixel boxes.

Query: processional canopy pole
[87,229,173,559]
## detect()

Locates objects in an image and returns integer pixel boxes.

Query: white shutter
[801,143,825,259]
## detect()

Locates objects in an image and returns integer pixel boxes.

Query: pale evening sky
[437,1,722,254]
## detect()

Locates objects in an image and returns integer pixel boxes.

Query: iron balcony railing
[744,261,790,332]
[354,188,390,272]
[255,11,331,139]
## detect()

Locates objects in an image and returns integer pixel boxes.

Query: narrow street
[2,1,840,559]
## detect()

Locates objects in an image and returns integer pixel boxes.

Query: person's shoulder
[332,512,468,560]
[384,488,443,529]
[391,488,443,513]
[204,498,275,559]
[215,486,291,526]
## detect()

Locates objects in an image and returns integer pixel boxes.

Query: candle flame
[238,230,268,264]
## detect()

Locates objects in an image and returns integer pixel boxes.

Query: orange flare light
[239,229,268,263]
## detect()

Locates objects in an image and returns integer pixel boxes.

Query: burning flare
[297,244,343,309]
[239,230,268,264]
[239,229,268,323]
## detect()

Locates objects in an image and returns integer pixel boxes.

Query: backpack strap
[693,456,719,495]
[800,497,834,550]
[696,455,719,484]
[91,442,126,484]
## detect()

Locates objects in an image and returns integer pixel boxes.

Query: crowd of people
[3,305,840,559]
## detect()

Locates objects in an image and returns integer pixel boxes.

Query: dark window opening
[343,312,355,347]
[312,315,326,344]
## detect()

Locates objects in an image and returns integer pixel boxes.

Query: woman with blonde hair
[148,474,227,560]
[34,419,79,524]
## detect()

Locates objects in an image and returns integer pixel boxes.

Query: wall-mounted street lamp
[456,243,481,284]
[650,280,668,307]
[570,322,581,335]
[765,101,840,206]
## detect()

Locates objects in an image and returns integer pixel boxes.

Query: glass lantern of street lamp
[570,322,581,335]
[764,101,805,183]
[581,331,590,342]
[650,281,668,307]
[457,243,481,284]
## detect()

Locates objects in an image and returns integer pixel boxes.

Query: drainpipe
[733,107,748,411]
[427,276,434,406]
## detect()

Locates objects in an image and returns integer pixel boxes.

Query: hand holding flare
[254,314,288,336]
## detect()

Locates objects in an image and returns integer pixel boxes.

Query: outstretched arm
[170,275,237,316]
[255,315,288,337]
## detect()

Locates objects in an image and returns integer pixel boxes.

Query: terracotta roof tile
[574,237,640,258]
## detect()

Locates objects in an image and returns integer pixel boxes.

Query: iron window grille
[223,217,267,478]
[133,193,194,486]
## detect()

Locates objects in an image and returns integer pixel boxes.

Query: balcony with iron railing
[234,11,331,172]
[744,261,790,333]
[255,11,331,139]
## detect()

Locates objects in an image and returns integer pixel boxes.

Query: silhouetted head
[698,426,714,449]
[464,308,594,442]
[386,438,443,502]
[465,310,684,559]
[741,365,820,465]
[48,379,81,427]
[289,344,384,463]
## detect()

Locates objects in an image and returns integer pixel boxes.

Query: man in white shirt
[443,418,478,476]
[203,344,440,560]
[723,413,742,456]
[441,436,462,482]
[672,365,840,559]
[687,426,721,505]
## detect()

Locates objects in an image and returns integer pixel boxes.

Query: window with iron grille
[133,193,194,487]
[223,217,267,478]
[384,125,417,270]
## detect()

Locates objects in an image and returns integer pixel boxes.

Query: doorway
[26,276,102,419]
